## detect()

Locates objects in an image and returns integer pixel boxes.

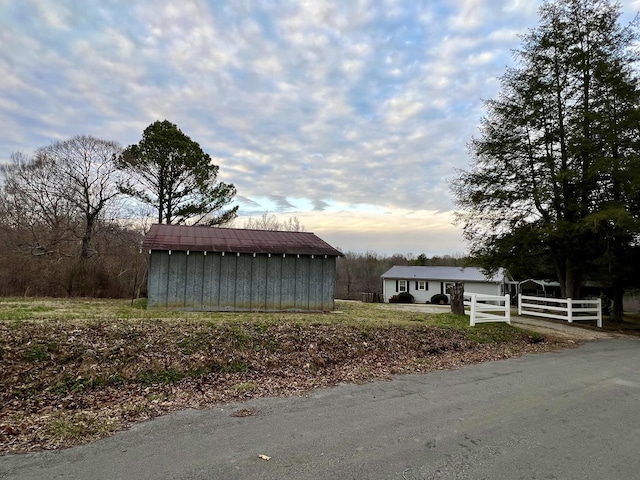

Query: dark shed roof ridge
[142,224,344,257]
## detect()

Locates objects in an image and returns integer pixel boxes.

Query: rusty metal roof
[142,224,344,256]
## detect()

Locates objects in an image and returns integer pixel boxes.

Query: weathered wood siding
[147,251,337,312]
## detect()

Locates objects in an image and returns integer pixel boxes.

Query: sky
[2,0,640,257]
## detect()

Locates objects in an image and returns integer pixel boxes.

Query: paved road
[2,338,639,480]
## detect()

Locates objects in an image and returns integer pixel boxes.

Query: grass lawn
[1,297,568,454]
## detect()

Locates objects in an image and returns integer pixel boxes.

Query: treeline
[0,222,467,299]
[0,125,465,298]
[451,0,640,321]
[0,221,146,298]
[335,252,468,300]
[0,138,147,298]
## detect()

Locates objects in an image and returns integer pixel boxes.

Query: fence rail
[464,293,511,326]
[518,294,602,328]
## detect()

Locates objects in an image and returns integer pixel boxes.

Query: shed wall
[147,251,336,312]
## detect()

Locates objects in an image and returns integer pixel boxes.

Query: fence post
[567,298,573,323]
[470,294,476,326]
[597,298,602,328]
[504,294,511,324]
[518,293,522,316]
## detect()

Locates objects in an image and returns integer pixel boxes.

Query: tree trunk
[448,282,465,316]
[81,212,96,259]
[611,285,624,323]
[558,258,581,299]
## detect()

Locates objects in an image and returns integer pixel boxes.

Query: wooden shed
[142,224,343,312]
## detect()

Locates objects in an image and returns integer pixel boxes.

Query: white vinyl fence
[518,294,602,328]
[464,293,511,326]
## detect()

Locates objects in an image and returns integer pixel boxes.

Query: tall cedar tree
[451,0,640,321]
[118,120,238,226]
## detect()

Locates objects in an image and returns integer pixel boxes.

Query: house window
[398,280,407,292]
[417,281,427,291]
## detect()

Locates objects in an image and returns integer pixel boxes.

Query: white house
[381,266,513,303]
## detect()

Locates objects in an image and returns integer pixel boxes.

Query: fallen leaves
[231,408,259,417]
[0,317,571,454]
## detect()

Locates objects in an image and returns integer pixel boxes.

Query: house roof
[519,278,560,288]
[381,266,508,283]
[142,224,344,257]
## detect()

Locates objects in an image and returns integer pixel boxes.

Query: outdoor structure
[381,266,514,303]
[142,224,343,312]
[518,279,561,297]
[517,278,606,299]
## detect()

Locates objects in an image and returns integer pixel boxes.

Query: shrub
[388,295,399,303]
[430,293,449,305]
[397,292,415,304]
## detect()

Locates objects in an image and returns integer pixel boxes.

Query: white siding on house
[381,266,508,303]
[383,278,440,303]
[383,278,502,303]
[464,281,503,297]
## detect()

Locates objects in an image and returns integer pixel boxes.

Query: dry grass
[0,297,572,454]
[598,312,640,335]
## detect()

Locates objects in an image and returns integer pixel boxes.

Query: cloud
[234,195,261,208]
[268,195,297,211]
[3,0,637,254]
[313,199,330,211]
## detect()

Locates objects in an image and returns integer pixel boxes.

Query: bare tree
[242,212,305,231]
[335,251,396,299]
[1,137,123,258]
[0,139,134,297]
[1,151,77,258]
[35,136,123,258]
[335,251,357,299]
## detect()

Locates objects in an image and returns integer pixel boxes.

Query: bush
[430,293,449,305]
[397,292,415,304]
[388,295,399,303]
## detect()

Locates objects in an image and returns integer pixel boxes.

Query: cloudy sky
[2,0,639,256]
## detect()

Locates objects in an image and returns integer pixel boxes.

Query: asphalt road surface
[2,338,639,480]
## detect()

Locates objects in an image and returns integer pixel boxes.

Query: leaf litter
[0,316,574,454]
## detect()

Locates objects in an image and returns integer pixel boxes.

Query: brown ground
[0,315,580,455]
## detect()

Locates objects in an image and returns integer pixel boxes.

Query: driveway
[2,337,638,480]
[387,303,614,340]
